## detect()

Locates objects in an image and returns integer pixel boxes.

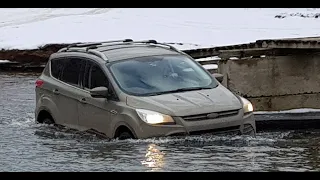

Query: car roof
[56,39,183,62]
[97,44,180,61]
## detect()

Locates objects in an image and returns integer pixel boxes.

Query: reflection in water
[141,144,165,171]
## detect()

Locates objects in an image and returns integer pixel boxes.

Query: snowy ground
[0,8,319,50]
[0,60,10,63]
[254,108,320,115]
[1,8,320,113]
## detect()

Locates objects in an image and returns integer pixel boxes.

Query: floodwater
[0,73,319,172]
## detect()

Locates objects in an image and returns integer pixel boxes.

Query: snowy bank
[254,108,320,115]
[0,8,319,50]
[0,60,11,63]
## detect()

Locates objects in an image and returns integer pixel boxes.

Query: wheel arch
[113,122,137,139]
[36,107,55,123]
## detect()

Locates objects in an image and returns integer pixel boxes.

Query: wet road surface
[0,73,319,172]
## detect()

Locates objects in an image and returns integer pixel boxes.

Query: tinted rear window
[51,58,84,87]
[51,59,64,79]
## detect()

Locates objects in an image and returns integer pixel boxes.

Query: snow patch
[0,8,319,50]
[254,108,320,114]
[195,56,221,61]
[203,64,218,69]
[0,60,11,63]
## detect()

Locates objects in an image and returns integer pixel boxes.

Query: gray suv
[35,39,256,140]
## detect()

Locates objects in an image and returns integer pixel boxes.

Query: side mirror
[212,73,223,83]
[90,87,109,98]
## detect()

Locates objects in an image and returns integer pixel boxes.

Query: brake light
[36,79,44,88]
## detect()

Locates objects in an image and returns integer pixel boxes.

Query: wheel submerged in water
[42,118,54,125]
[118,131,134,140]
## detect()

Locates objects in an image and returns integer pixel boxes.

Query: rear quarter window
[50,59,64,79]
[50,58,85,87]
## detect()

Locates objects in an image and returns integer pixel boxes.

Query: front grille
[182,109,240,121]
[189,125,241,136]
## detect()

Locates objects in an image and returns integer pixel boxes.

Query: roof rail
[128,40,182,53]
[154,42,180,52]
[58,47,86,53]
[57,39,183,62]
[87,39,182,53]
[87,49,109,61]
[85,39,156,50]
[65,39,133,50]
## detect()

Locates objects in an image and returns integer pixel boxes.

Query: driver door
[77,60,114,135]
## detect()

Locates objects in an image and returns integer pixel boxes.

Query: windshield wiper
[148,86,212,96]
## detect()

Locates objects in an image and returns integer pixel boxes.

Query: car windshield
[108,55,218,96]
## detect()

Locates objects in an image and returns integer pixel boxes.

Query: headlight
[239,97,253,114]
[136,109,175,125]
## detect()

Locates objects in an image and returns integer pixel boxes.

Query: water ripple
[0,73,319,172]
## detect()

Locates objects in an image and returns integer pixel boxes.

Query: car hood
[126,85,242,117]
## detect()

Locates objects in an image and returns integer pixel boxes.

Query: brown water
[0,73,319,172]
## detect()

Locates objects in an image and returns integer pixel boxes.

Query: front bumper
[135,112,256,139]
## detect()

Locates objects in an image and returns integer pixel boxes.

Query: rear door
[50,56,86,128]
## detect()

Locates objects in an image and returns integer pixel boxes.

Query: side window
[84,61,109,89]
[83,60,118,101]
[51,59,64,79]
[90,65,109,89]
[60,58,84,87]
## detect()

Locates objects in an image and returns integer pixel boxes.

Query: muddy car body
[35,39,256,139]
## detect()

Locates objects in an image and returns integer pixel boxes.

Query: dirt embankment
[0,44,69,65]
[0,43,209,65]
[0,43,213,73]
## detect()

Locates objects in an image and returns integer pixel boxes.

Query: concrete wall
[218,54,320,111]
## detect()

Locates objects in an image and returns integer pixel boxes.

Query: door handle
[53,89,59,95]
[79,98,87,104]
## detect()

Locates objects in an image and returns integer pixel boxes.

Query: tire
[42,118,54,125]
[118,131,134,140]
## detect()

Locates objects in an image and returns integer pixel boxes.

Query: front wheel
[42,118,54,125]
[118,131,134,140]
